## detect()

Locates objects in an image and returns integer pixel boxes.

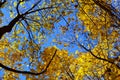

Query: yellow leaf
[13,2,17,7]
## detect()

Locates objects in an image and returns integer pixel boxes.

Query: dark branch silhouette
[0,0,6,7]
[76,0,120,29]
[0,0,56,75]
[0,14,23,39]
[92,0,120,28]
[74,36,120,69]
[0,0,54,39]
[0,50,57,75]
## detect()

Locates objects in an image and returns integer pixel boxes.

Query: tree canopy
[0,0,120,80]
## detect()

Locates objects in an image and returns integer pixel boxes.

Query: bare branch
[26,0,42,12]
[26,6,55,14]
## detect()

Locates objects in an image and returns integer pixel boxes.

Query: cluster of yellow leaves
[77,0,119,40]
[43,22,54,30]
[76,1,120,79]
[40,46,120,80]
[0,39,41,79]
[3,72,19,80]
[40,46,76,79]
[0,39,25,79]
[75,52,120,80]
[0,40,24,62]
[1,43,120,80]
[1,0,120,79]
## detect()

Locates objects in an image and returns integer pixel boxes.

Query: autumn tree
[53,0,120,79]
[0,0,78,79]
[0,0,120,80]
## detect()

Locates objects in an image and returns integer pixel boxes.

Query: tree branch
[26,0,42,13]
[92,0,120,28]
[0,50,57,75]
[74,36,120,69]
[0,14,23,39]
[26,6,55,14]
[0,0,6,7]
[0,2,55,39]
